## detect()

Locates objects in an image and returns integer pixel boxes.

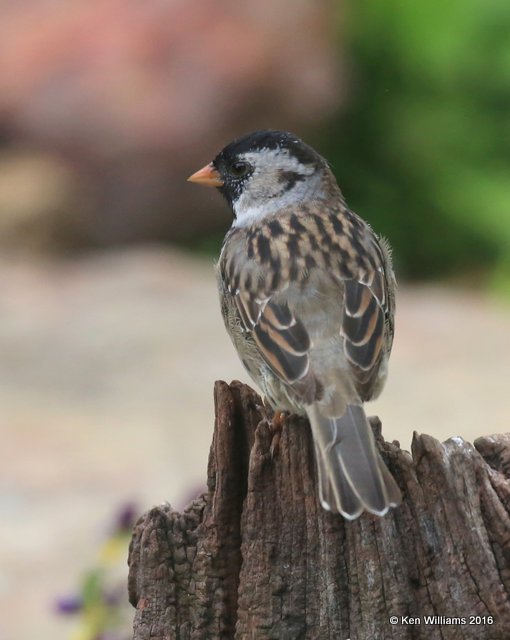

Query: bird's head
[188,130,335,227]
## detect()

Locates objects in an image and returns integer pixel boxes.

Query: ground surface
[1,247,509,640]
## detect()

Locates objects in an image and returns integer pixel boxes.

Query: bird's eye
[230,161,250,178]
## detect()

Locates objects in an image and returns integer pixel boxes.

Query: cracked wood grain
[128,381,510,639]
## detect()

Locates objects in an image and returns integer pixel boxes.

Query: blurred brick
[0,1,343,245]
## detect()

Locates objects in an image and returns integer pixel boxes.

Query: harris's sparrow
[188,130,401,519]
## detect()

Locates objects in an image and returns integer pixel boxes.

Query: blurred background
[1,1,509,638]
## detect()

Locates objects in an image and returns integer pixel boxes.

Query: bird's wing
[339,234,395,399]
[219,222,312,388]
[238,293,311,383]
[341,236,394,399]
[220,210,394,399]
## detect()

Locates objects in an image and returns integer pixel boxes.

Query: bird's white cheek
[232,177,321,228]
[232,202,276,228]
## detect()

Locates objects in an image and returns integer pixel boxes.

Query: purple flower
[55,594,83,615]
[114,502,138,534]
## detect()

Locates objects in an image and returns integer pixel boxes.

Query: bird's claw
[255,404,286,459]
[269,409,286,459]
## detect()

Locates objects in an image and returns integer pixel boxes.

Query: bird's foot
[269,409,286,459]
[254,403,287,459]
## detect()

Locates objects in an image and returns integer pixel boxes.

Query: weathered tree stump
[128,381,510,639]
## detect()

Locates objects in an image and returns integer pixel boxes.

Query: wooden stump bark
[128,380,510,639]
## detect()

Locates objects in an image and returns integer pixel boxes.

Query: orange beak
[187,163,224,188]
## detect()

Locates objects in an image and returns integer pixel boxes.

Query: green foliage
[320,0,510,281]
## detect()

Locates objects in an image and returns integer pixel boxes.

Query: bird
[188,129,401,519]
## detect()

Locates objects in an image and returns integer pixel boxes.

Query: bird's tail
[306,403,401,519]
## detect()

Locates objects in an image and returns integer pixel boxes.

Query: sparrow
[188,130,401,519]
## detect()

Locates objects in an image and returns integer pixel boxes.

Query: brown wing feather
[237,295,310,383]
[341,237,394,400]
